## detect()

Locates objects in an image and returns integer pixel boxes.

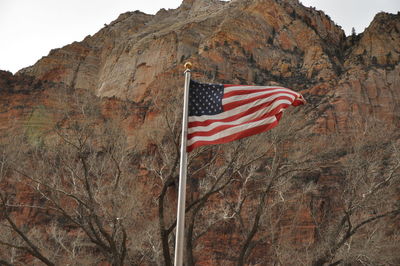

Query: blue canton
[189,80,224,116]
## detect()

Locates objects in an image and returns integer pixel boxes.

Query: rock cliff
[15,1,399,131]
[17,0,345,100]
[1,0,400,265]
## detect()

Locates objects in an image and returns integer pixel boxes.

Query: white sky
[0,0,399,73]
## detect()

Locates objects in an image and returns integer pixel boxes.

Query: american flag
[187,80,305,152]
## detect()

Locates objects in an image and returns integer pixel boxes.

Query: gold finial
[184,62,193,70]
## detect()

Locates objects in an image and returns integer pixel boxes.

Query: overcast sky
[0,0,399,73]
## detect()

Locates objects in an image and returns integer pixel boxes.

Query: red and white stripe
[187,85,305,152]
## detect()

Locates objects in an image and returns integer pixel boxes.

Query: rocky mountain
[5,0,399,132]
[1,0,399,265]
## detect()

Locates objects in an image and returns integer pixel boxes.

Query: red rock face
[1,0,400,265]
[8,1,400,141]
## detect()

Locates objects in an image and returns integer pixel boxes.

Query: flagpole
[174,62,192,266]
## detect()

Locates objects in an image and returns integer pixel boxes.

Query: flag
[187,80,305,152]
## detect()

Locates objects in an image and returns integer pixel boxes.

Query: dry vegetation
[0,89,399,265]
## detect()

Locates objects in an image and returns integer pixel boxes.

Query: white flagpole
[174,62,192,266]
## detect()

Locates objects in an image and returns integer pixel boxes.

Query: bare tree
[144,95,279,265]
[309,121,400,266]
[0,131,57,265]
[0,89,143,265]
[2,88,399,266]
[231,108,318,266]
[144,92,319,266]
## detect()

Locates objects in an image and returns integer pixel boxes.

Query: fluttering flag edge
[187,80,305,152]
[187,112,283,152]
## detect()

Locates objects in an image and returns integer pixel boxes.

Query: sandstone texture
[14,0,399,133]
